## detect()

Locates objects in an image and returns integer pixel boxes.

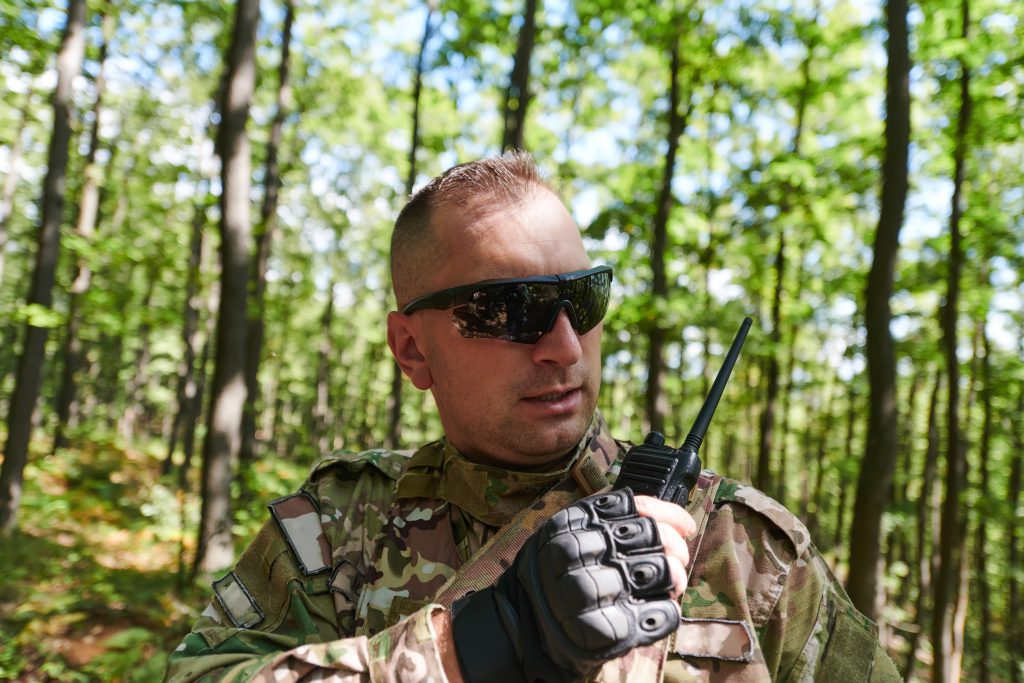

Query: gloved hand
[450,488,680,683]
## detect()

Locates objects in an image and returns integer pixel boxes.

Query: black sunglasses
[402,265,613,344]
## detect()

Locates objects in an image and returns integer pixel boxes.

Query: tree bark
[846,0,910,621]
[645,39,690,435]
[1008,378,1023,683]
[241,0,294,467]
[833,384,858,555]
[973,326,991,682]
[904,370,941,681]
[119,266,158,442]
[756,231,784,494]
[501,0,537,150]
[387,0,436,450]
[0,0,88,533]
[0,94,32,288]
[312,285,335,456]
[164,193,208,475]
[195,0,260,575]
[54,11,114,450]
[932,3,970,679]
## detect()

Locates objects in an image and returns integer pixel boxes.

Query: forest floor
[0,432,308,682]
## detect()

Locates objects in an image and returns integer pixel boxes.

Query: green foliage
[0,0,1022,677]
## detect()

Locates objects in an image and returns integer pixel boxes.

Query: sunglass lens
[451,270,610,343]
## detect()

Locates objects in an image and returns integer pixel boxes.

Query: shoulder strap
[433,465,723,609]
[432,477,579,607]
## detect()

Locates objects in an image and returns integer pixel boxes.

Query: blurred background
[0,0,1021,679]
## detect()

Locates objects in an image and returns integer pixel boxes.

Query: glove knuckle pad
[618,555,673,596]
[609,517,660,553]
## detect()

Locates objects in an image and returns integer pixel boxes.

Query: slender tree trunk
[54,12,113,450]
[833,385,858,555]
[933,4,970,680]
[387,1,436,449]
[164,194,207,475]
[645,39,690,435]
[846,0,910,620]
[501,0,537,150]
[756,231,784,494]
[184,296,218,480]
[809,382,834,543]
[195,0,259,575]
[119,267,158,442]
[905,370,942,681]
[973,327,991,682]
[0,0,87,533]
[1008,379,1023,683]
[0,94,32,288]
[893,370,923,606]
[241,0,294,467]
[312,285,335,456]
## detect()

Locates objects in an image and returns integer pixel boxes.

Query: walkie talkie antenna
[613,317,753,506]
[682,316,753,454]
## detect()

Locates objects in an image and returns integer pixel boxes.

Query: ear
[387,311,434,390]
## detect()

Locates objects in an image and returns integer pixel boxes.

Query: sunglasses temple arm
[612,317,753,506]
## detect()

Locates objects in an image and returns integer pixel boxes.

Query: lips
[524,387,579,402]
[520,386,584,417]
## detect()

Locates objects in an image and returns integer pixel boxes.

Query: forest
[0,0,1021,679]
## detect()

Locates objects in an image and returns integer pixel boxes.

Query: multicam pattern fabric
[165,414,900,682]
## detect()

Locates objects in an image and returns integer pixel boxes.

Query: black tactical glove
[450,488,679,683]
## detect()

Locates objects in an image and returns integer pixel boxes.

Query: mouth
[521,386,584,416]
[524,386,579,401]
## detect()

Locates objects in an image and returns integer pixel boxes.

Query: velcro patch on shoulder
[674,618,755,662]
[268,491,332,576]
[717,481,812,556]
[212,571,264,628]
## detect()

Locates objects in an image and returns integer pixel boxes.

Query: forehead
[428,190,590,288]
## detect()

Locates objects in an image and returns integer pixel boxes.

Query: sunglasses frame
[401,264,613,316]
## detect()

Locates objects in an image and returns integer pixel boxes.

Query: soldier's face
[392,189,603,469]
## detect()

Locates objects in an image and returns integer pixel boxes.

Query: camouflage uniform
[166,414,901,682]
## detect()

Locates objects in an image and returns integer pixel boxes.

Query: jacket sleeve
[165,455,449,682]
[672,480,901,682]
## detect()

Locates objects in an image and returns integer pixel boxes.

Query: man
[166,153,900,682]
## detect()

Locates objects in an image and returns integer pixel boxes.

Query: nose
[531,308,583,367]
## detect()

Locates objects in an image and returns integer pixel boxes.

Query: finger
[657,521,691,569]
[666,554,688,596]
[634,495,697,538]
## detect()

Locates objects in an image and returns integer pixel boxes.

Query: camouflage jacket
[165,414,900,682]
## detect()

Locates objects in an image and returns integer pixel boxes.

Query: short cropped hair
[390,151,555,307]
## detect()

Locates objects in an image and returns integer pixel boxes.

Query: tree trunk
[54,11,113,451]
[904,370,942,681]
[184,296,217,481]
[892,370,923,606]
[973,326,991,682]
[756,231,784,494]
[0,94,32,288]
[387,1,436,450]
[1008,378,1023,683]
[312,285,335,457]
[846,0,910,621]
[809,382,834,543]
[0,0,87,533]
[194,0,260,575]
[164,194,208,475]
[241,0,294,467]
[833,384,858,555]
[932,3,970,680]
[119,267,158,442]
[501,0,537,150]
[645,40,690,435]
